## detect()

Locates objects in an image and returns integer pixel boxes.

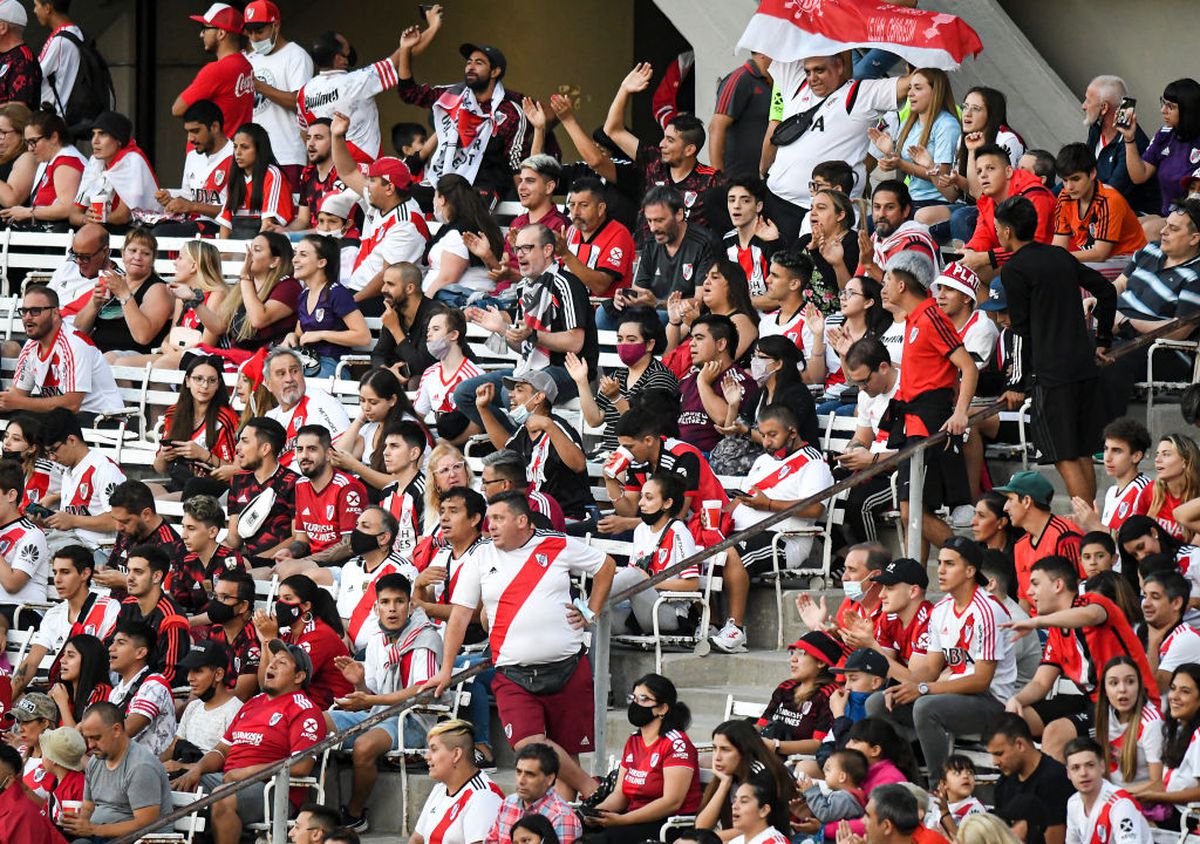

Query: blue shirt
[895,110,961,202]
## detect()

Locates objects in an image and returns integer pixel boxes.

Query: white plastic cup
[603,446,634,479]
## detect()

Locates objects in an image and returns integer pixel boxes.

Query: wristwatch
[918,682,930,696]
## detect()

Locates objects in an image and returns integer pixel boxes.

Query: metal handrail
[111,308,1200,844]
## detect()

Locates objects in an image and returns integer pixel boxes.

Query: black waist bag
[771,96,828,146]
[497,648,585,695]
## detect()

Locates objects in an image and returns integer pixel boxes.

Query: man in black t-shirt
[987,713,1074,844]
[371,262,438,388]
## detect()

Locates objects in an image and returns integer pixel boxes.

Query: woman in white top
[1094,656,1162,790]
[333,367,430,492]
[1136,663,1200,811]
[422,173,503,307]
[1,110,83,229]
[728,780,791,844]
[414,308,481,421]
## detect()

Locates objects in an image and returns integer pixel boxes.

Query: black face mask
[275,600,301,627]
[350,529,382,557]
[198,684,218,702]
[638,509,664,526]
[627,702,658,728]
[1,450,22,462]
[207,599,239,624]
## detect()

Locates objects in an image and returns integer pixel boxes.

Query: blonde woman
[1133,433,1200,541]
[424,443,475,535]
[955,812,1023,844]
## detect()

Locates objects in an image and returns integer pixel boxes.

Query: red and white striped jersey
[13,327,123,414]
[928,585,1016,702]
[630,518,699,578]
[414,771,505,844]
[349,201,429,292]
[1107,702,1162,785]
[1102,473,1150,530]
[868,220,939,271]
[337,552,419,651]
[297,62,400,162]
[60,449,126,550]
[733,445,834,534]
[217,164,295,229]
[1160,623,1200,675]
[758,305,816,355]
[451,531,606,667]
[180,140,234,222]
[955,309,998,367]
[415,358,482,417]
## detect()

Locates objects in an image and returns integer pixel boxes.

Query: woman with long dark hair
[1120,77,1200,232]
[810,274,890,413]
[665,259,759,368]
[972,492,1023,590]
[696,719,796,840]
[154,355,239,495]
[252,574,352,710]
[511,814,561,844]
[1134,663,1200,815]
[722,335,820,448]
[1117,514,1186,578]
[845,717,920,788]
[4,414,59,510]
[423,173,504,305]
[334,366,431,491]
[47,634,112,728]
[583,674,701,844]
[218,122,295,238]
[284,234,369,377]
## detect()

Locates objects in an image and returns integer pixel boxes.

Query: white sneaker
[950,504,976,528]
[710,618,748,653]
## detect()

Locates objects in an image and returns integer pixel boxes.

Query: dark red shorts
[492,655,595,754]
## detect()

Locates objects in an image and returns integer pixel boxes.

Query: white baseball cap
[932,261,981,300]
[0,0,28,27]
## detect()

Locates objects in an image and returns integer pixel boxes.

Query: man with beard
[264,347,350,468]
[371,262,438,386]
[294,119,345,231]
[336,507,417,652]
[856,180,939,282]
[155,99,232,235]
[171,3,253,140]
[329,112,429,309]
[200,569,261,701]
[398,31,531,200]
[100,480,186,592]
[274,425,367,578]
[114,546,191,687]
[560,176,635,303]
[227,417,298,573]
[327,573,441,831]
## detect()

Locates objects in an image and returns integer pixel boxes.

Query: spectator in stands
[372,262,437,385]
[173,2,253,136]
[696,720,796,835]
[38,223,115,323]
[665,259,759,369]
[423,442,474,531]
[226,416,297,567]
[153,356,239,498]
[39,724,86,831]
[708,52,771,177]
[960,145,1056,281]
[410,719,504,844]
[65,701,172,843]
[410,308,479,432]
[103,480,185,587]
[487,743,581,844]
[242,0,312,186]
[130,240,231,371]
[568,307,677,456]
[335,506,417,648]
[4,414,56,509]
[195,569,261,702]
[608,187,716,330]
[1018,150,1058,192]
[421,175,504,307]
[218,122,294,238]
[36,408,125,560]
[430,492,615,799]
[996,196,1116,503]
[838,339,902,542]
[987,713,1073,844]
[1062,737,1151,844]
[203,233,299,366]
[481,154,569,285]
[368,423,430,544]
[1132,433,1200,541]
[399,29,531,199]
[584,674,701,843]
[391,120,429,179]
[0,285,123,417]
[0,103,35,208]
[757,631,841,757]
[1004,556,1156,757]
[608,472,699,636]
[0,109,82,230]
[856,180,938,284]
[47,633,110,728]
[70,227,173,359]
[993,470,1082,612]
[70,110,162,228]
[0,3,37,108]
[1132,662,1200,812]
[12,545,118,698]
[328,115,429,307]
[254,573,351,709]
[559,177,635,300]
[154,99,233,236]
[288,804,341,844]
[1078,533,1118,581]
[0,458,47,624]
[0,744,66,842]
[282,235,369,376]
[34,0,81,118]
[4,692,56,804]
[327,572,440,831]
[162,640,242,772]
[761,54,909,240]
[1118,78,1200,239]
[870,537,1016,787]
[480,450,564,531]
[176,640,328,844]
[336,369,427,492]
[263,347,351,464]
[1093,655,1164,790]
[674,313,757,456]
[1143,566,1200,681]
[293,118,342,231]
[106,620,176,757]
[839,560,932,683]
[1052,143,1147,277]
[1100,199,1200,420]
[721,176,779,309]
[799,189,859,314]
[1082,75,1159,215]
[172,495,246,621]
[1071,418,1152,535]
[115,546,190,686]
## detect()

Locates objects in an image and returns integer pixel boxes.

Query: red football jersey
[620,729,702,813]
[898,298,963,435]
[294,471,367,552]
[1041,593,1159,705]
[289,616,353,710]
[874,600,934,664]
[566,218,635,296]
[222,690,326,773]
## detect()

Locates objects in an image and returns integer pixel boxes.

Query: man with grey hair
[455,222,598,436]
[263,346,351,469]
[880,250,977,556]
[481,448,565,530]
[1083,74,1160,214]
[0,0,40,108]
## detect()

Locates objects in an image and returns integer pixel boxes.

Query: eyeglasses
[17,306,55,317]
[1161,97,1179,110]
[45,440,65,456]
[69,248,106,263]
[627,693,659,706]
[513,244,539,255]
[435,461,465,477]
[208,593,241,605]
[189,375,220,386]
[838,289,863,300]
[808,181,832,193]
[481,477,506,487]
[0,128,16,138]
[23,136,43,149]
[846,370,878,389]
[960,102,985,115]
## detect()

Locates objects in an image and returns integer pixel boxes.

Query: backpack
[47,29,116,138]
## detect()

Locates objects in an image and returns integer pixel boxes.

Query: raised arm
[604,64,653,160]
[551,94,617,182]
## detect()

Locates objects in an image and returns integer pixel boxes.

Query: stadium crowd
[0,1,1195,843]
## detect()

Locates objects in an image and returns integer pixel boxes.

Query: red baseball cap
[189,2,244,34]
[243,0,281,25]
[366,157,413,191]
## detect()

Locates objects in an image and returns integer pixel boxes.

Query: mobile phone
[731,489,752,499]
[1115,97,1136,129]
[417,3,435,17]
[24,502,54,520]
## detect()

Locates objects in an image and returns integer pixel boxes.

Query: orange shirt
[1013,514,1083,612]
[1053,181,1147,257]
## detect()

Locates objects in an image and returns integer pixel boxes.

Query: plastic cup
[603,446,634,479]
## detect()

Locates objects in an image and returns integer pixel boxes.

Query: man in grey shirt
[62,701,172,843]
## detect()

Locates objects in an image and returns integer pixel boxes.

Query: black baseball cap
[831,648,890,678]
[943,535,988,585]
[179,639,230,671]
[459,43,506,78]
[787,631,842,667]
[268,639,313,687]
[873,558,928,589]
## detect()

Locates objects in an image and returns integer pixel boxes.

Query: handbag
[496,648,585,695]
[167,325,202,350]
[771,96,829,147]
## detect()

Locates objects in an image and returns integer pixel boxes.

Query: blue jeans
[595,303,669,331]
[854,48,903,80]
[816,396,856,416]
[452,365,579,429]
[455,652,494,746]
[330,707,427,750]
[316,355,339,378]
[950,205,979,243]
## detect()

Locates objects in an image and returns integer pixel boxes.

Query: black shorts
[1031,692,1093,733]
[895,434,970,511]
[737,532,777,575]
[1031,378,1104,464]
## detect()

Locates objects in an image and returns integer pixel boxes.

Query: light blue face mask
[249,36,276,56]
[843,579,864,600]
[509,402,532,425]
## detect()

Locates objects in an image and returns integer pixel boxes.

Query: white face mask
[842,579,864,600]
[750,357,773,386]
[249,36,276,56]
[509,402,533,425]
[427,336,453,361]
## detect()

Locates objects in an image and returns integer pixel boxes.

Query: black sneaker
[474,746,497,773]
[340,806,369,833]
